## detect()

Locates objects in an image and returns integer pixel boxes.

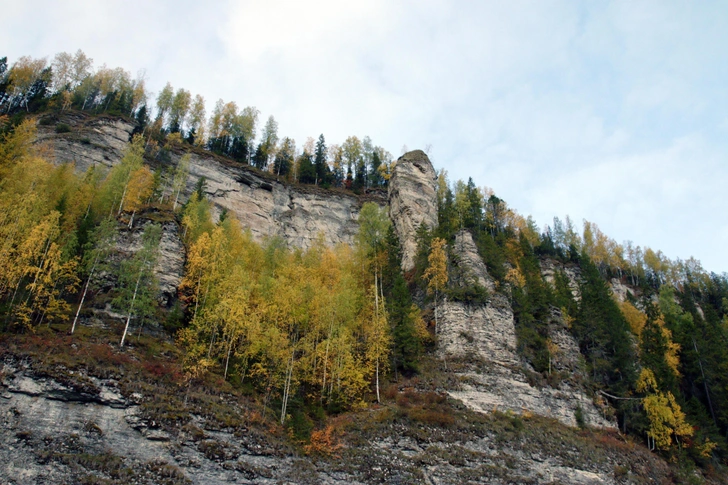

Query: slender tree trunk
[71,262,97,334]
[26,238,52,305]
[281,348,295,424]
[693,338,718,427]
[120,261,145,347]
[224,329,237,380]
[321,319,333,404]
[375,357,380,403]
[374,272,379,314]
[117,181,130,216]
[173,189,181,211]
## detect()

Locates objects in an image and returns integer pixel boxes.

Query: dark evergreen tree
[252,143,267,170]
[229,137,250,164]
[353,157,367,190]
[345,165,353,190]
[436,185,457,240]
[574,255,637,393]
[369,149,383,187]
[273,144,293,177]
[389,272,422,373]
[314,134,330,185]
[133,104,149,136]
[511,233,553,373]
[465,177,482,230]
[298,152,316,184]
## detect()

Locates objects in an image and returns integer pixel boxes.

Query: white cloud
[4,1,728,271]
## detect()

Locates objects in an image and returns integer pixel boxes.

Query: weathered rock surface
[449,231,496,293]
[36,112,135,172]
[610,278,636,303]
[113,215,185,307]
[388,150,438,272]
[37,113,384,251]
[1,365,670,485]
[439,230,615,429]
[540,258,582,299]
[175,150,374,250]
[540,258,642,305]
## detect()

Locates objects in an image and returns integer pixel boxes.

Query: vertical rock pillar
[387,150,438,273]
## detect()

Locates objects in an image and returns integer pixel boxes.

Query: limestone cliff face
[113,214,185,308]
[84,211,185,332]
[37,113,620,430]
[540,257,640,303]
[388,150,438,272]
[171,150,374,250]
[36,112,136,172]
[36,113,381,251]
[439,230,615,429]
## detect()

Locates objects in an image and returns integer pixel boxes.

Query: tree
[389,271,422,373]
[169,88,191,134]
[187,94,206,145]
[122,166,155,227]
[574,255,637,394]
[341,136,362,187]
[171,153,191,210]
[128,71,147,117]
[423,238,448,334]
[155,82,174,126]
[369,147,383,187]
[115,223,162,347]
[6,56,48,112]
[314,134,329,185]
[253,115,278,170]
[51,49,92,94]
[96,134,146,217]
[274,137,295,179]
[296,149,315,184]
[637,368,693,450]
[329,144,344,187]
[71,217,117,334]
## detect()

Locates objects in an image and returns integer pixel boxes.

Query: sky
[3,0,728,273]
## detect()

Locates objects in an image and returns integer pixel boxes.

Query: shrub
[55,123,71,133]
[304,424,343,456]
[575,405,586,429]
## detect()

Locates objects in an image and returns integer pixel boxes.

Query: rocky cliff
[439,230,615,429]
[35,115,619,429]
[36,111,135,172]
[7,113,710,484]
[0,354,671,485]
[36,112,385,252]
[169,150,379,251]
[388,149,439,272]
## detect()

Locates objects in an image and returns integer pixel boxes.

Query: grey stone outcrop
[387,150,438,272]
[439,230,615,429]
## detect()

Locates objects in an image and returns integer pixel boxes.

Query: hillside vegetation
[1,51,728,483]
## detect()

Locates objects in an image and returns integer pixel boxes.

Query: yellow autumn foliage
[636,368,693,450]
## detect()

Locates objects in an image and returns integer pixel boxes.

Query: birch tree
[71,217,117,334]
[115,223,162,347]
[171,153,191,210]
[423,237,448,334]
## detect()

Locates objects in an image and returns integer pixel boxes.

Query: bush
[55,123,71,133]
[575,405,586,429]
[447,283,489,305]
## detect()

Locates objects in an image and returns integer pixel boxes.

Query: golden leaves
[423,237,448,296]
[637,368,693,450]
